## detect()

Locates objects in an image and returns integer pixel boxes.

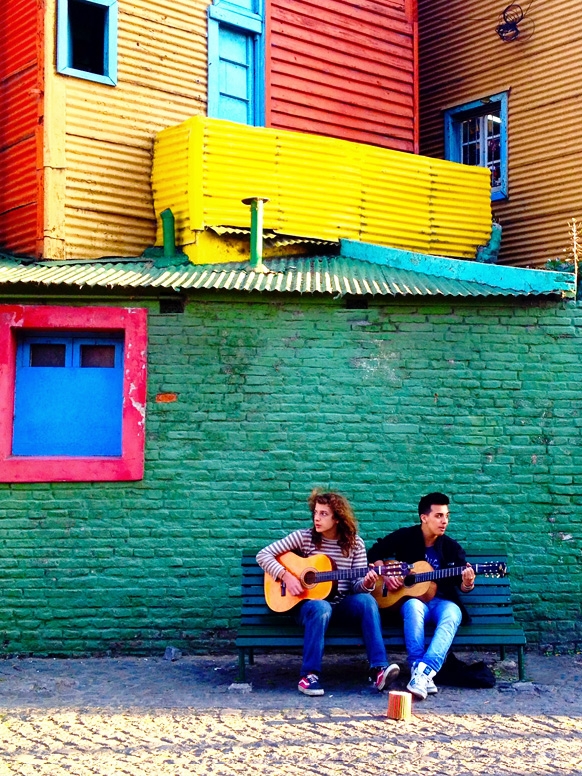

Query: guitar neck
[315,564,396,583]
[410,563,481,583]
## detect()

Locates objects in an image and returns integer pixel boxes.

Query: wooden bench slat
[236,552,526,682]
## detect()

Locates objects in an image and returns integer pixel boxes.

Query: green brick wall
[1,292,581,654]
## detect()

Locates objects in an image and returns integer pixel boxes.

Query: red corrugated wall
[267,0,417,152]
[0,0,43,256]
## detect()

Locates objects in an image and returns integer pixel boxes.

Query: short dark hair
[418,492,450,517]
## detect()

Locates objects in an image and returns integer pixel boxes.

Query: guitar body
[264,552,336,613]
[373,561,438,610]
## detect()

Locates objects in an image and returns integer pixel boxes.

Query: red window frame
[0,305,147,482]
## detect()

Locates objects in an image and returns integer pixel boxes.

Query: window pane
[485,109,502,188]
[461,117,480,166]
[80,344,116,368]
[446,95,507,200]
[489,162,502,187]
[30,344,66,367]
[216,26,254,124]
[69,0,107,75]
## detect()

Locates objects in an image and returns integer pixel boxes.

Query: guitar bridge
[280,581,286,597]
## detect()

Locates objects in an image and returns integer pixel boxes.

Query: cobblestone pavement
[0,652,581,775]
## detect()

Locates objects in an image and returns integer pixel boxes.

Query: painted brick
[0,293,581,654]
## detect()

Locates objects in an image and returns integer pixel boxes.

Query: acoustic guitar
[372,559,507,610]
[264,552,405,612]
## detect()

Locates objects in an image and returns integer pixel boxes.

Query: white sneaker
[426,676,438,695]
[407,662,436,700]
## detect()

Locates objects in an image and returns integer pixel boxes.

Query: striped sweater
[256,529,370,601]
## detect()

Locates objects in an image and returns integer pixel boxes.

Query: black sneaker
[372,663,400,691]
[298,673,324,696]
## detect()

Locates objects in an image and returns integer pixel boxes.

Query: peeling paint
[130,395,146,421]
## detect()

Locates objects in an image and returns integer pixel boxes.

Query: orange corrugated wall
[268,0,417,152]
[0,0,43,257]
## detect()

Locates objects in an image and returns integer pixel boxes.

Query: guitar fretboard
[409,563,482,583]
[314,564,400,583]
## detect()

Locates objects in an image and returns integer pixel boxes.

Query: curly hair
[307,488,358,557]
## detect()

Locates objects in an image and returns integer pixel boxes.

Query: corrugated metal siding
[0,0,42,256]
[0,206,38,256]
[1,69,39,149]
[269,0,416,151]
[0,0,37,78]
[153,117,492,260]
[0,139,37,212]
[0,255,560,297]
[418,0,582,268]
[61,0,209,259]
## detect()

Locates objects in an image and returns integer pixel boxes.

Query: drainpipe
[242,197,269,272]
[160,208,176,258]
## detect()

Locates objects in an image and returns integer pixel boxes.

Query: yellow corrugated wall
[418,0,582,268]
[152,117,492,262]
[45,0,209,259]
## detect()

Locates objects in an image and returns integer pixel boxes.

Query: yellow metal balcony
[152,117,492,265]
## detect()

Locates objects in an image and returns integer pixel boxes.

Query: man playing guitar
[367,492,476,700]
[256,489,399,697]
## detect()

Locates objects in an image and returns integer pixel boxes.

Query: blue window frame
[13,333,124,457]
[57,0,118,86]
[207,0,265,125]
[444,92,508,201]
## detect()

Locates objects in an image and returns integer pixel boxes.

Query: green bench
[236,551,527,682]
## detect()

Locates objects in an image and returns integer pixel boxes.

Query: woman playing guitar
[256,488,399,697]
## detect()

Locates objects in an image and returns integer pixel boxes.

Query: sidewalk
[0,650,581,775]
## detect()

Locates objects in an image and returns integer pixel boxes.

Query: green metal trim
[160,209,176,259]
[340,239,577,298]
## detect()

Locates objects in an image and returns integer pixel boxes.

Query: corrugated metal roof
[0,254,565,298]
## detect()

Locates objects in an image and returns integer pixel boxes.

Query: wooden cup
[387,690,412,721]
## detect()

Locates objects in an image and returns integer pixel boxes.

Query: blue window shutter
[207,0,264,126]
[12,336,124,457]
[217,26,254,124]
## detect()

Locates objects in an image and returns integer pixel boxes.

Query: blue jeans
[297,594,388,676]
[401,597,462,673]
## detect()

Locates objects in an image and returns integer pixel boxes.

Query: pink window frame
[0,305,147,482]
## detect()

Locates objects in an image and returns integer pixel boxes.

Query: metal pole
[242,197,269,272]
[160,208,176,258]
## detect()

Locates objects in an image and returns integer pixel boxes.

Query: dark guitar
[264,552,405,612]
[372,560,507,610]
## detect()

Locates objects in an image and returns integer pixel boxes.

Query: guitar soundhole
[302,570,317,588]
